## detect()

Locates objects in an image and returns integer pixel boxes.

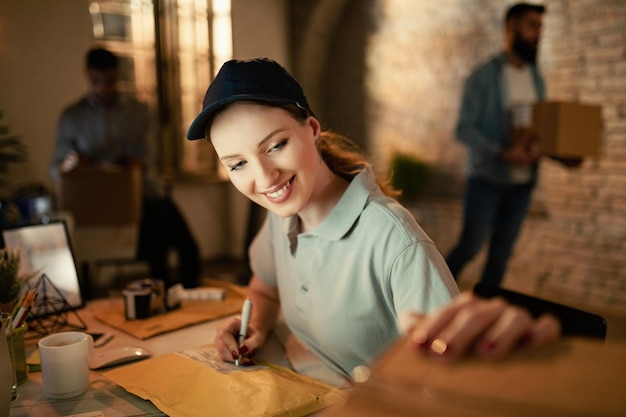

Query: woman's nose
[256,160,279,188]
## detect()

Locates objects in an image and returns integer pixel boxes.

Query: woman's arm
[214,275,280,364]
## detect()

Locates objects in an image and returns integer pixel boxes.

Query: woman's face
[210,102,322,217]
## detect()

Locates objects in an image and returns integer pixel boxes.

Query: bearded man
[445,3,547,287]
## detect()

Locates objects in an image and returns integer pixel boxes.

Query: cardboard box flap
[57,164,143,226]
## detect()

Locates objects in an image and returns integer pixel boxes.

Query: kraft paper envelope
[91,280,246,339]
[331,336,626,417]
[104,346,346,417]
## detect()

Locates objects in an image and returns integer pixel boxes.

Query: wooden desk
[9,298,291,417]
[21,300,623,417]
[328,335,626,417]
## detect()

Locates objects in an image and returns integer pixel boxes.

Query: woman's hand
[214,276,280,366]
[214,315,267,366]
[399,292,561,362]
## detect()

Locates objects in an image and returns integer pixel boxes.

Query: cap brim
[187,106,218,141]
[186,94,311,140]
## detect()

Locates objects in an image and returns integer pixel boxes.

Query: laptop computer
[1,220,85,317]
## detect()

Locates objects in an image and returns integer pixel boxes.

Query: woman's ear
[307,116,321,139]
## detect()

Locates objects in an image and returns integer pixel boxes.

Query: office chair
[473,283,607,341]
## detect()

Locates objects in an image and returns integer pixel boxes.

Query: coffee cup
[38,331,93,399]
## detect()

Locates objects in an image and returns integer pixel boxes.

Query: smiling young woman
[186,58,561,382]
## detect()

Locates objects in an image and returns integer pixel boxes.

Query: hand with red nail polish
[400,292,562,363]
[215,314,265,365]
[214,276,281,365]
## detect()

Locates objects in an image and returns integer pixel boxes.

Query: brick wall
[363,0,626,315]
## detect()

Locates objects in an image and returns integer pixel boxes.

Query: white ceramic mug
[38,331,93,399]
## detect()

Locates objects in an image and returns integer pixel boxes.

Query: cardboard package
[532,101,602,157]
[57,164,143,226]
[330,336,626,417]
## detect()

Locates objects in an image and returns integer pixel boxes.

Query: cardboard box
[532,101,602,157]
[57,164,143,226]
[329,336,626,417]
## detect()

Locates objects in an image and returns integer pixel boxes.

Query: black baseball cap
[186,58,314,140]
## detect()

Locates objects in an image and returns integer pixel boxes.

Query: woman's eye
[229,160,246,171]
[268,139,287,153]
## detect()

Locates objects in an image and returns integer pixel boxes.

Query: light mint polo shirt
[249,167,459,379]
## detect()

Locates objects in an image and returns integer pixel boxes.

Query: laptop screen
[1,221,84,316]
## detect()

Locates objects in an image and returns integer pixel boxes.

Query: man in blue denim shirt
[446,3,546,287]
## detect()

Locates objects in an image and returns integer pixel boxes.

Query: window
[89,0,232,178]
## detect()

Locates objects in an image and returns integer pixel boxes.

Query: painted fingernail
[231,351,238,360]
[431,338,449,355]
[411,329,429,347]
[484,340,497,352]
[239,345,249,354]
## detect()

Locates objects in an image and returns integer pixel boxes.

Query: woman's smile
[263,176,295,203]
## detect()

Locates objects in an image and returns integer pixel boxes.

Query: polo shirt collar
[282,166,377,241]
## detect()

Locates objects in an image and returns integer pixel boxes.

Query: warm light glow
[181,0,232,174]
[89,0,233,176]
[212,0,230,14]
[212,0,232,68]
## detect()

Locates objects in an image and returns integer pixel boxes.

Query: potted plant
[0,250,29,314]
[0,110,28,227]
[389,153,430,202]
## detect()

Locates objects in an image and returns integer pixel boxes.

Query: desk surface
[9,298,294,417]
[14,299,625,417]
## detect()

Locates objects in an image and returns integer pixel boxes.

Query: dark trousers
[445,177,533,287]
[137,197,200,288]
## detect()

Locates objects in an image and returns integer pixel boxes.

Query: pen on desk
[235,298,252,367]
[94,333,115,347]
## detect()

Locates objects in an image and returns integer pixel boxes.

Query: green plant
[0,250,28,305]
[390,153,430,202]
[0,110,28,190]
